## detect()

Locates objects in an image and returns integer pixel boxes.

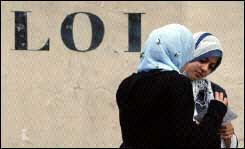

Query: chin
[189,76,197,81]
[190,75,200,81]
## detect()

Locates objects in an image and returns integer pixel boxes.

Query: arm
[172,77,227,147]
[211,82,236,142]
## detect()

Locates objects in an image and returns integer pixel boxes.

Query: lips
[195,71,203,78]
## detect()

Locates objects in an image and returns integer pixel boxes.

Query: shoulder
[156,71,193,95]
[118,71,191,90]
[117,73,137,94]
[162,71,192,86]
[151,70,192,87]
[117,70,192,91]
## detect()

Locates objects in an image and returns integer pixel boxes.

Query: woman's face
[181,57,219,80]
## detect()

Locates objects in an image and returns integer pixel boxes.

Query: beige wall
[1,1,244,147]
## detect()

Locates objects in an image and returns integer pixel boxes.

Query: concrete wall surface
[1,1,244,148]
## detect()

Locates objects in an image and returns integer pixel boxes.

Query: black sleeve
[172,76,227,147]
[211,81,227,98]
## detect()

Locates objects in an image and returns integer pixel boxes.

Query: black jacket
[116,70,227,148]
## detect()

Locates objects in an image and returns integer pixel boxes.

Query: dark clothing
[116,70,227,148]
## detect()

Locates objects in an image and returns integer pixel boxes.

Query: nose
[201,64,209,73]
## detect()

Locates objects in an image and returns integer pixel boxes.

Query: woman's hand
[218,123,234,147]
[214,92,228,106]
[218,123,234,139]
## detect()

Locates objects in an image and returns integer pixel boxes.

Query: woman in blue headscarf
[181,32,238,148]
[116,24,228,148]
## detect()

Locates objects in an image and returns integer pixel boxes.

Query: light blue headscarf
[137,24,194,73]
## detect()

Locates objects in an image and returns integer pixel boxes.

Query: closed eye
[209,64,216,70]
[199,58,208,63]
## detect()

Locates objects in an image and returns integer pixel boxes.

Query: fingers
[218,123,234,139]
[223,98,228,106]
[221,134,233,139]
[215,92,219,100]
[214,92,228,106]
[219,130,234,139]
[218,128,234,135]
[218,126,234,133]
[218,127,234,132]
[215,92,223,101]
[220,92,224,100]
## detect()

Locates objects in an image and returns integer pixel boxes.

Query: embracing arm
[171,78,227,147]
[211,82,236,147]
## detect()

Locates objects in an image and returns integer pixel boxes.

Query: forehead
[207,56,219,63]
